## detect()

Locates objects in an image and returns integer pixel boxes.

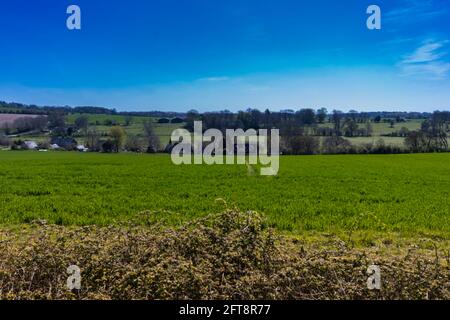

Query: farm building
[23,141,38,150]
[50,137,78,150]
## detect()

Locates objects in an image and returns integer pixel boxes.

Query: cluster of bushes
[282,136,321,155]
[313,125,372,138]
[103,119,118,126]
[0,210,448,300]
[7,140,51,151]
[384,127,411,138]
[158,117,185,124]
[9,140,29,151]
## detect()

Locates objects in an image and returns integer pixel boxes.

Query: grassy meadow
[66,113,179,145]
[0,151,448,238]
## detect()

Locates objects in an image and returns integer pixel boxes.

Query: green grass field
[0,151,448,237]
[66,113,182,145]
[319,119,422,135]
[66,113,157,125]
[319,119,424,147]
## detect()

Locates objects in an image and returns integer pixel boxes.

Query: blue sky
[0,0,449,112]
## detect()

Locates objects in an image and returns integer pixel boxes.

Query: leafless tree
[143,120,160,153]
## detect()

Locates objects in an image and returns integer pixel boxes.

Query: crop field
[66,113,182,144]
[319,120,422,135]
[0,151,448,238]
[345,136,406,146]
[66,113,158,125]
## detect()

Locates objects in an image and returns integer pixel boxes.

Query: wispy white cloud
[399,40,450,79]
[385,0,448,23]
[403,41,447,63]
[401,61,450,79]
[197,76,231,82]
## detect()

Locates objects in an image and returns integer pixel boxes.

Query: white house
[76,145,89,152]
[23,141,38,150]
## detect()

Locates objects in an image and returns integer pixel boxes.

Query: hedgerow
[0,210,448,300]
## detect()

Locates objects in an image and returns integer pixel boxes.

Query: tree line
[185,108,405,137]
[1,103,448,155]
[184,109,449,155]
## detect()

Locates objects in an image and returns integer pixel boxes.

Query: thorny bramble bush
[0,210,448,300]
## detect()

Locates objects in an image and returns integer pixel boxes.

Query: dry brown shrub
[0,210,448,300]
